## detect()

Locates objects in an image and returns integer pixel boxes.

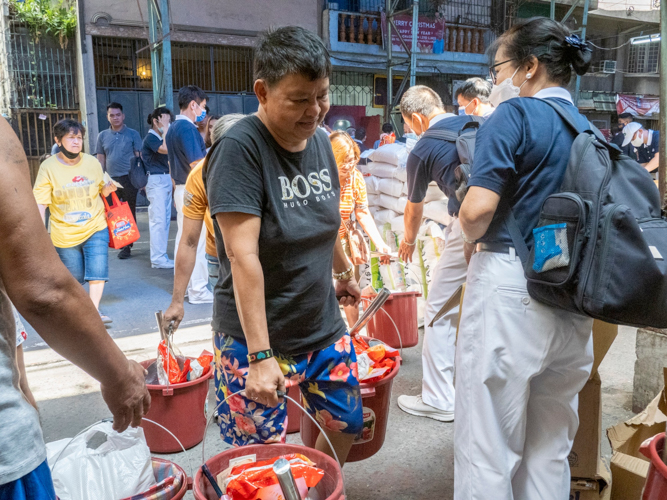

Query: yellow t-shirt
[33,154,108,248]
[182,159,216,257]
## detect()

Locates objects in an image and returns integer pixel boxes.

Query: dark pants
[108,174,138,249]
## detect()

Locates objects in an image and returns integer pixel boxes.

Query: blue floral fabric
[214,332,363,446]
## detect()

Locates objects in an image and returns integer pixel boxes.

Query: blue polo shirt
[165,116,206,185]
[142,130,170,175]
[406,113,477,216]
[469,88,589,247]
[635,129,660,166]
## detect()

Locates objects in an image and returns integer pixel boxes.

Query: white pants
[145,174,173,267]
[454,250,594,500]
[173,184,212,303]
[422,217,467,412]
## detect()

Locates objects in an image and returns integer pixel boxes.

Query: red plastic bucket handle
[162,388,174,396]
[360,387,376,398]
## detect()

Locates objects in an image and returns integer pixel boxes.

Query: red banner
[387,14,446,54]
[616,94,660,117]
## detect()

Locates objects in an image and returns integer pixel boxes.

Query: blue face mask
[458,108,467,116]
[195,105,206,123]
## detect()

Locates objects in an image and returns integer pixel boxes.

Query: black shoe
[118,246,132,259]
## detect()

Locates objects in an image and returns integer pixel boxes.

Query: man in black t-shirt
[205,26,363,463]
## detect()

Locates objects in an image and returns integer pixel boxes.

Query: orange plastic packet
[224,454,323,500]
[157,339,183,384]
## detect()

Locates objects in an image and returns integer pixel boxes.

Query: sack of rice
[369,143,409,166]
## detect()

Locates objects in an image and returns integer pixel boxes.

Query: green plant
[10,0,77,47]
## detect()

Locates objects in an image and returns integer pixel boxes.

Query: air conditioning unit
[602,60,617,74]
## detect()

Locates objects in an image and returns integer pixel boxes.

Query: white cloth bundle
[369,143,409,166]
[366,161,408,182]
[423,199,452,226]
[367,194,381,207]
[364,175,380,195]
[424,184,446,203]
[377,194,408,214]
[374,209,400,225]
[377,177,405,198]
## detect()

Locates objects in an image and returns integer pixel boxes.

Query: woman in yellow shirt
[33,119,117,324]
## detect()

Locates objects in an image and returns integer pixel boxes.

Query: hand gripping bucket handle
[202,388,347,497]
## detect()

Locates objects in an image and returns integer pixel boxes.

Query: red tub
[366,291,421,348]
[286,384,302,434]
[140,358,213,453]
[641,432,667,499]
[193,443,344,500]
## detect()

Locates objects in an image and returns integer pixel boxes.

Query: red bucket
[140,358,213,453]
[120,458,191,500]
[193,444,344,500]
[300,351,401,462]
[286,384,302,434]
[641,433,667,499]
[366,291,421,349]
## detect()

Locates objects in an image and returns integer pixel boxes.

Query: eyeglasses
[489,58,516,84]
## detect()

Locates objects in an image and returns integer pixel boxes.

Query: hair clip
[564,35,591,53]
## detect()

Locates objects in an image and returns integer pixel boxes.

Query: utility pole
[410,1,419,87]
[147,0,173,111]
[385,0,393,123]
[659,0,666,206]
[573,0,590,106]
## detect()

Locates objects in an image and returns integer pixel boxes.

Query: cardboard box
[606,367,667,500]
[569,372,602,478]
[570,458,611,500]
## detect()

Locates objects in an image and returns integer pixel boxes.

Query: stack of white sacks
[357,142,453,324]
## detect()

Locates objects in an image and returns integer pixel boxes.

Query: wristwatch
[461,231,477,245]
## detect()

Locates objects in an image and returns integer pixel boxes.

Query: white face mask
[489,67,524,108]
[631,131,644,148]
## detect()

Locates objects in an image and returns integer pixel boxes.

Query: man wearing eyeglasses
[166,85,213,304]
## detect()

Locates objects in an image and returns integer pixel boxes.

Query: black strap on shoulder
[504,207,530,264]
[421,129,459,142]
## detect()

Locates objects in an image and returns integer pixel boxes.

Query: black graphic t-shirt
[206,115,346,355]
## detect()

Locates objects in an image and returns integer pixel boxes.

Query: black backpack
[507,99,667,328]
[421,115,485,201]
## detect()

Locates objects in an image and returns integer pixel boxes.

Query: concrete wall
[83,0,319,34]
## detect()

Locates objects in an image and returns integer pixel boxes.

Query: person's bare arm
[163,216,204,330]
[459,186,501,241]
[356,207,391,254]
[215,211,285,408]
[157,142,168,154]
[644,152,659,173]
[16,345,37,411]
[398,201,424,263]
[0,120,149,432]
[332,235,361,307]
[97,153,106,171]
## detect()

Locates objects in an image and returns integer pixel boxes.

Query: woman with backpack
[456,17,593,500]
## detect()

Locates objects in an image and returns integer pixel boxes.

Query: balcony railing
[337,12,487,54]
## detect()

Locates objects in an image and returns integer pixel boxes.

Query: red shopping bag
[102,192,140,249]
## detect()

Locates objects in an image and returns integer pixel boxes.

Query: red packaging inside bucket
[352,336,399,383]
[224,454,324,500]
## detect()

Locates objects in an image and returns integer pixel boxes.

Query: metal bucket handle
[201,388,347,498]
[360,298,403,357]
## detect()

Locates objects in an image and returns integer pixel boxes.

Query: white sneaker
[397,394,454,422]
[188,289,214,304]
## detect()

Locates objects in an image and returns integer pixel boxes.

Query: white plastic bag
[364,175,380,194]
[47,422,156,500]
[377,177,405,198]
[369,162,408,182]
[369,143,409,166]
[374,209,399,225]
[423,199,452,226]
[424,184,446,203]
[377,194,408,214]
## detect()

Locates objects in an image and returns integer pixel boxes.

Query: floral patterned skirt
[214,332,363,447]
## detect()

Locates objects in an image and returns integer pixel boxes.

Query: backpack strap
[537,98,608,145]
[421,129,459,142]
[504,207,531,264]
